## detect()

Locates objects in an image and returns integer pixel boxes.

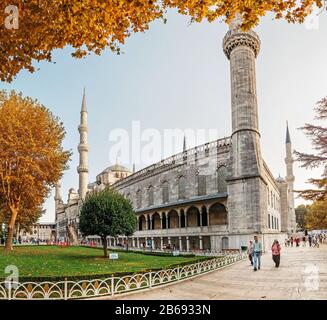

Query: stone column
[186,236,190,252]
[132,238,135,248]
[149,215,153,230]
[160,213,163,229]
[179,237,182,251]
[160,237,164,251]
[199,211,203,227]
[145,237,148,248]
[151,237,154,249]
[178,212,181,228]
[166,214,169,229]
[184,211,187,228]
[145,215,149,230]
[199,236,203,250]
[168,237,171,245]
[137,237,140,248]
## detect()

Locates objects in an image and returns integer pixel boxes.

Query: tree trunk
[102,236,108,257]
[4,208,18,253]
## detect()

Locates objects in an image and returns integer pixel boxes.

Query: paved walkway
[111,245,327,300]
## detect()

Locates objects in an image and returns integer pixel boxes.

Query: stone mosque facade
[55,20,297,252]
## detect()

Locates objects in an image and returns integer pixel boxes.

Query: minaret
[54,182,62,210]
[223,15,265,236]
[183,135,187,152]
[285,122,296,233]
[77,89,89,200]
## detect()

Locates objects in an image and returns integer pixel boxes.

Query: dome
[102,164,131,174]
[276,175,285,183]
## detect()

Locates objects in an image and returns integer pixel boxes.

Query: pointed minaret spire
[183,134,187,152]
[286,121,291,144]
[77,89,89,200]
[81,87,87,112]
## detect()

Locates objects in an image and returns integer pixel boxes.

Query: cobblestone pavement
[109,245,327,300]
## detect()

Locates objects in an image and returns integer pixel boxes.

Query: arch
[168,209,179,229]
[138,215,146,231]
[136,189,142,209]
[147,186,154,207]
[222,237,229,250]
[217,166,228,193]
[152,212,161,229]
[162,181,169,203]
[209,203,228,226]
[201,205,208,226]
[180,209,186,228]
[162,212,167,229]
[186,206,200,227]
[178,176,186,199]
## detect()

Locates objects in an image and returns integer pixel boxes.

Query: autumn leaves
[0,0,325,82]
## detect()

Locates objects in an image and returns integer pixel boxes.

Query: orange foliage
[0,0,325,82]
[0,90,71,252]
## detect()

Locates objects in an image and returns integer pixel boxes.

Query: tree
[0,90,70,253]
[295,97,327,201]
[1,0,325,82]
[305,200,327,230]
[295,204,310,231]
[79,187,137,257]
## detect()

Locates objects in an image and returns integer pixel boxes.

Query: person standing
[302,236,307,247]
[252,235,262,271]
[247,240,254,266]
[290,236,293,247]
[308,235,312,247]
[272,240,281,268]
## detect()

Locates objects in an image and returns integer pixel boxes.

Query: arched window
[178,176,186,199]
[217,166,228,193]
[162,181,169,203]
[197,175,206,196]
[136,190,142,209]
[148,186,154,206]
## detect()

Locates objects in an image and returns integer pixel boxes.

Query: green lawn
[0,246,206,281]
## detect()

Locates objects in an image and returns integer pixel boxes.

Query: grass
[0,245,208,281]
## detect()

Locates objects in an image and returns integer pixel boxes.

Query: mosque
[55,19,297,252]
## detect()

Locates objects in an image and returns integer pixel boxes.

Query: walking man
[253,235,263,271]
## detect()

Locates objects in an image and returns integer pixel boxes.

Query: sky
[1,9,326,223]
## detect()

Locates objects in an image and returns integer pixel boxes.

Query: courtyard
[109,245,327,300]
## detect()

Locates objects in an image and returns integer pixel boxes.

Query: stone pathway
[109,245,327,300]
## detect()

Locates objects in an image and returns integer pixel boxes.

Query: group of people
[247,236,281,271]
[285,233,326,248]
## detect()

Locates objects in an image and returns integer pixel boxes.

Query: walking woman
[272,240,281,268]
[247,240,254,266]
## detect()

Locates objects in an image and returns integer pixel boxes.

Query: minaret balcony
[78,144,89,152]
[78,125,88,133]
[223,29,261,59]
[77,166,89,173]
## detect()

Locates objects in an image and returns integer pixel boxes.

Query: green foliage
[295,204,310,230]
[305,200,327,230]
[79,187,137,239]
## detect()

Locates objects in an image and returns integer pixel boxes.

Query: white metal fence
[0,252,246,300]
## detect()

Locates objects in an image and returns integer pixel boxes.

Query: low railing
[0,252,246,300]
